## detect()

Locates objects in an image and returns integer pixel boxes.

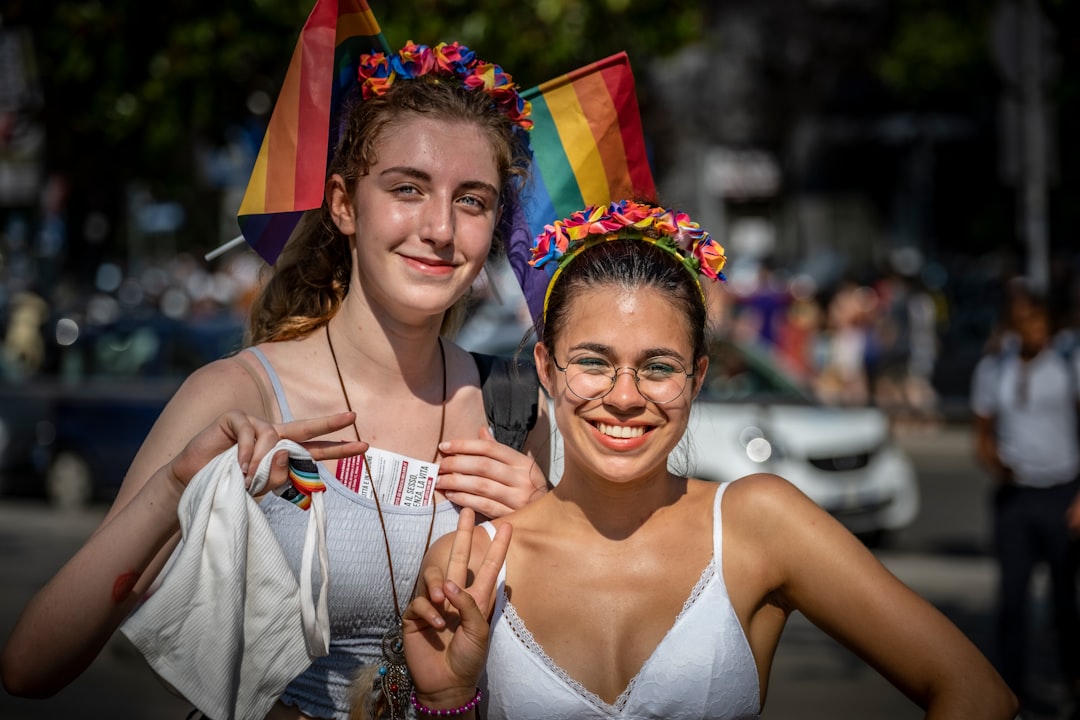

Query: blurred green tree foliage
[4,0,701,192]
[874,0,996,108]
[1,0,1075,257]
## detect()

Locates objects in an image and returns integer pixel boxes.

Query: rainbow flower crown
[357,41,533,130]
[531,199,727,279]
[530,200,726,319]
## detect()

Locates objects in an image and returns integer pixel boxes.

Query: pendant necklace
[326,324,443,720]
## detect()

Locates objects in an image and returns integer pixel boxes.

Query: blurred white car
[456,264,918,544]
[688,338,919,542]
[547,337,919,545]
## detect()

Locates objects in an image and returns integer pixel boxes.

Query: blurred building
[642,0,1072,404]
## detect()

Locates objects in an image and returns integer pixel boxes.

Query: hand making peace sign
[402,509,512,713]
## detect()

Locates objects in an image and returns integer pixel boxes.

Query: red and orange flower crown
[357,41,533,130]
[530,200,727,318]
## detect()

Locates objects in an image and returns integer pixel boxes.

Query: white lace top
[479,482,761,719]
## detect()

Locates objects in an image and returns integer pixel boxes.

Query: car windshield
[699,338,816,405]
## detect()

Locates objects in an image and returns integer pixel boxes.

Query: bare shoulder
[720,473,819,516]
[134,350,268,459]
[109,350,272,511]
[167,351,270,417]
[716,473,843,554]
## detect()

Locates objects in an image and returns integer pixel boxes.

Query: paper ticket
[337,448,438,507]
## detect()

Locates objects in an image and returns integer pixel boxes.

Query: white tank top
[479,482,761,719]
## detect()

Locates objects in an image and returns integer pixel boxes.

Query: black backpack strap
[471,352,540,452]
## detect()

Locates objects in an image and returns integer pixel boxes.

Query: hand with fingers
[167,410,368,496]
[402,508,512,714]
[436,426,547,518]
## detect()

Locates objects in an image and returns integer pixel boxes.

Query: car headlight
[739,426,776,464]
[746,436,773,463]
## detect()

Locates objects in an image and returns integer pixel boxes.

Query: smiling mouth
[408,257,454,268]
[595,422,647,439]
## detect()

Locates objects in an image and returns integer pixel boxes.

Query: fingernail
[438,441,450,451]
[445,580,460,595]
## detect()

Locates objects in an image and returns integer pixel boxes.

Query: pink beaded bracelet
[410,687,482,716]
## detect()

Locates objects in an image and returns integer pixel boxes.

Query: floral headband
[530,200,727,319]
[357,41,533,130]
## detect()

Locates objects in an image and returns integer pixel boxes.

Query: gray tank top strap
[246,347,294,422]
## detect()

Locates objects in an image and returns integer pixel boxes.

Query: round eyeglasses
[552,354,694,404]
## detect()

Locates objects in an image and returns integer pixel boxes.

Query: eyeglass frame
[550,353,696,404]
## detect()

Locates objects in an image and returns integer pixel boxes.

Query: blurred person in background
[773,288,822,384]
[971,282,1080,718]
[814,278,874,406]
[872,263,942,434]
[1,288,48,376]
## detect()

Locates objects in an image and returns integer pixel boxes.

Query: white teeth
[597,423,645,439]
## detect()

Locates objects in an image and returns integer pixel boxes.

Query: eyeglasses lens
[563,357,687,404]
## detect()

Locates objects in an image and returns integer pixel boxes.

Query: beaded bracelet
[410,687,482,716]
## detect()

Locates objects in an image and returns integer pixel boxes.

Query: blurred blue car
[0,312,246,508]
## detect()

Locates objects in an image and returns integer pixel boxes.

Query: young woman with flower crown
[397,200,1019,720]
[0,42,550,720]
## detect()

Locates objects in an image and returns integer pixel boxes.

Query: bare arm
[732,474,1017,719]
[0,355,365,697]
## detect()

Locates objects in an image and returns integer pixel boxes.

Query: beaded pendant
[377,624,412,720]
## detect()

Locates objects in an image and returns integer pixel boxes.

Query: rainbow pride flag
[237,0,389,264]
[507,51,657,323]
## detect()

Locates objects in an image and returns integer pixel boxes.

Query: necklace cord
[325,323,443,617]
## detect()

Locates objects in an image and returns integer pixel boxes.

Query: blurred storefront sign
[704,146,782,200]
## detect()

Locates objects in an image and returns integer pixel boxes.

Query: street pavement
[0,500,193,720]
[0,423,1072,719]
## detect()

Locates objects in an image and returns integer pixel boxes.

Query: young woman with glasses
[393,200,1018,720]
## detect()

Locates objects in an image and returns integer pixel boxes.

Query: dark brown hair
[541,238,709,363]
